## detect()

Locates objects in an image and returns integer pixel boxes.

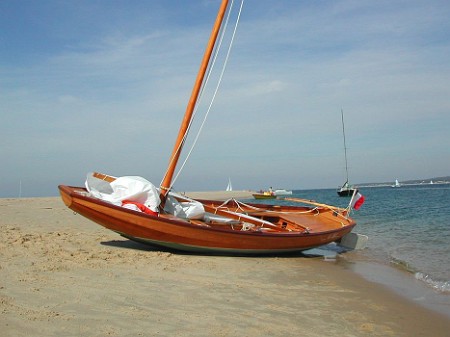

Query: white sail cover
[85,173,160,213]
[164,193,205,220]
[85,173,205,219]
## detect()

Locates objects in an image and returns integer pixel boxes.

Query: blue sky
[1,0,450,197]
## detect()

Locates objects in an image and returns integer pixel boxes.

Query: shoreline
[183,190,256,200]
[1,196,449,336]
[344,259,450,318]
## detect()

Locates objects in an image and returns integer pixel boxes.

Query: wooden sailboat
[58,0,357,255]
[337,109,357,197]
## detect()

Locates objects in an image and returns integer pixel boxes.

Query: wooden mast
[159,0,229,204]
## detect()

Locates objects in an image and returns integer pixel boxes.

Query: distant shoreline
[3,180,449,199]
[0,190,257,201]
[183,190,255,200]
[356,181,450,188]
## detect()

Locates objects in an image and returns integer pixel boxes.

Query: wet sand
[1,196,449,336]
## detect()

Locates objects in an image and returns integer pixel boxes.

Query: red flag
[351,192,365,210]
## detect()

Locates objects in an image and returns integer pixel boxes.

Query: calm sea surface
[244,184,450,315]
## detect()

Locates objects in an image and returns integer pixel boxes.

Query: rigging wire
[159,0,237,189]
[168,0,244,190]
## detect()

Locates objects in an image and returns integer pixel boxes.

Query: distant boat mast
[341,108,349,184]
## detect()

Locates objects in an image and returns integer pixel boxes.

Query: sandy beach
[184,190,256,200]
[1,196,449,337]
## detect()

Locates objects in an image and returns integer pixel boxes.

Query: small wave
[390,257,417,274]
[415,272,450,294]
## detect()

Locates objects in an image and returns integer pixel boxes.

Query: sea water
[350,185,449,288]
[245,184,450,315]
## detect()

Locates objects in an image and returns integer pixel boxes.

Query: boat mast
[159,0,229,203]
[341,108,349,184]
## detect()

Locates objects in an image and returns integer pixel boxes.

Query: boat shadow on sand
[100,238,349,259]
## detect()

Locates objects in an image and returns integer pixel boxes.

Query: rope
[159,1,236,190]
[169,0,244,190]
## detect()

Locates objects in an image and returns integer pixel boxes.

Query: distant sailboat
[226,178,233,191]
[392,179,401,188]
[337,109,357,197]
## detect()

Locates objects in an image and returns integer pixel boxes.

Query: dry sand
[1,196,449,337]
[183,190,256,200]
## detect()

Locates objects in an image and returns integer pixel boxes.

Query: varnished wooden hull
[59,185,356,255]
